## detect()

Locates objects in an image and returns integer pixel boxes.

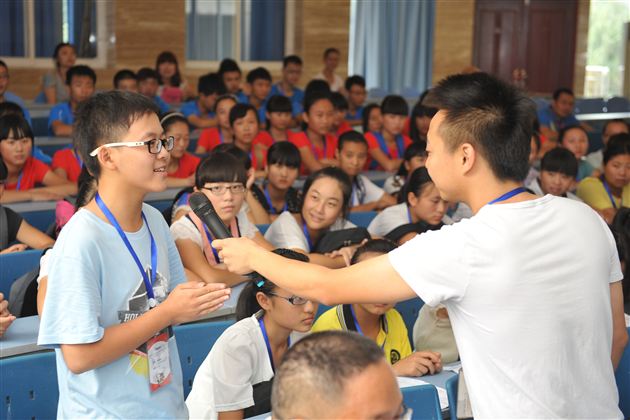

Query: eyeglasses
[89,136,175,157]
[201,184,246,196]
[267,292,309,306]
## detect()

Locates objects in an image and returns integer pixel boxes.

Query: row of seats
[532,96,630,114]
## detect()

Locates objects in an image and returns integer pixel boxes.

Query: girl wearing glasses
[160,112,200,188]
[186,249,318,420]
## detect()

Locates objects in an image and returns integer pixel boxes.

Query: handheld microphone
[189,192,232,239]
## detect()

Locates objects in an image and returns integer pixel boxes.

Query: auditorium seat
[20,209,56,232]
[401,384,442,420]
[615,326,630,417]
[394,297,424,344]
[0,249,43,298]
[348,211,377,227]
[445,374,459,420]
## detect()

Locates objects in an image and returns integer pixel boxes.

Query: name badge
[147,331,172,392]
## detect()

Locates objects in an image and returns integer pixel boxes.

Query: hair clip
[159,112,185,125]
[256,280,265,288]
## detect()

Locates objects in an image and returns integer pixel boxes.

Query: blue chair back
[174,319,235,398]
[574,98,606,115]
[616,326,630,417]
[348,211,377,228]
[147,199,172,212]
[445,374,458,420]
[20,209,56,232]
[256,224,270,235]
[394,297,424,344]
[0,351,59,419]
[401,384,442,420]
[0,249,44,298]
[607,97,630,113]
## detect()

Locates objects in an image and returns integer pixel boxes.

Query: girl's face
[166,121,190,160]
[258,286,318,333]
[539,170,574,197]
[268,163,299,191]
[302,177,345,231]
[367,108,383,133]
[158,61,177,80]
[337,141,368,177]
[382,114,406,136]
[57,45,76,68]
[0,130,32,167]
[604,154,630,190]
[408,183,448,225]
[268,111,292,132]
[561,128,588,159]
[216,99,237,130]
[304,99,334,136]
[415,115,431,138]
[233,110,259,145]
[199,181,245,224]
[404,156,426,176]
[354,252,394,314]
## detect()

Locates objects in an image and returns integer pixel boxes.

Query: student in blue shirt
[537,87,591,145]
[113,69,138,93]
[48,65,96,137]
[219,58,248,104]
[345,75,367,127]
[38,90,230,417]
[270,55,304,118]
[137,67,170,115]
[180,73,226,129]
[246,67,273,128]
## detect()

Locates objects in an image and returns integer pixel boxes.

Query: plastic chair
[0,351,59,419]
[445,374,459,420]
[174,319,235,398]
[401,384,442,420]
[607,97,630,113]
[615,326,630,417]
[20,209,56,232]
[348,211,377,228]
[0,249,44,298]
[574,98,607,115]
[394,297,424,344]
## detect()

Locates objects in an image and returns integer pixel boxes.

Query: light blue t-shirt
[180,99,215,120]
[270,83,304,117]
[47,102,74,135]
[346,106,364,121]
[38,204,188,418]
[537,105,579,132]
[154,95,171,115]
[4,91,32,125]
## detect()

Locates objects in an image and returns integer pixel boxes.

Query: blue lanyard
[309,133,326,159]
[74,150,83,169]
[601,176,618,209]
[95,193,158,307]
[16,172,23,190]
[264,185,287,215]
[202,225,221,264]
[259,317,290,372]
[219,130,224,144]
[487,187,527,205]
[302,222,314,251]
[406,205,413,223]
[349,305,386,349]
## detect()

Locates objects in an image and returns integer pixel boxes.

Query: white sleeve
[237,209,259,239]
[598,215,623,284]
[383,175,403,195]
[360,175,386,203]
[367,206,404,237]
[170,217,203,249]
[264,212,309,251]
[37,248,53,284]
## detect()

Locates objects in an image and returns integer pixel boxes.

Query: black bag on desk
[314,227,371,254]
[242,379,273,418]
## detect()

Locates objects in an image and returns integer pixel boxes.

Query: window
[186,0,287,63]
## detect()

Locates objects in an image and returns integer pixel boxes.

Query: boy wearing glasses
[38,91,231,417]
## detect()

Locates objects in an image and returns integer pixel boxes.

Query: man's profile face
[552,93,574,118]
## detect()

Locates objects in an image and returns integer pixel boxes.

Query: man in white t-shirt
[215,73,627,418]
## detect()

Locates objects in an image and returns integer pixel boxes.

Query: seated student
[245,67,272,127]
[250,141,302,220]
[0,158,55,253]
[230,103,267,172]
[186,249,317,419]
[330,92,352,137]
[0,61,32,124]
[409,99,437,143]
[413,303,459,364]
[42,43,76,104]
[578,133,630,224]
[0,101,50,164]
[345,75,367,127]
[314,48,345,93]
[288,91,338,174]
[218,58,248,103]
[264,167,357,268]
[272,331,405,420]
[160,112,200,188]
[156,51,192,104]
[180,73,225,129]
[312,239,442,376]
[261,95,293,144]
[137,67,170,115]
[586,119,630,170]
[48,65,96,137]
[196,94,237,154]
[270,55,304,118]
[336,131,395,212]
[1,115,75,203]
[362,103,383,134]
[368,167,448,238]
[37,90,230,418]
[527,148,581,201]
[558,125,595,181]
[51,145,83,183]
[524,131,542,187]
[365,96,412,172]
[383,141,427,196]
[113,69,138,93]
[537,87,590,144]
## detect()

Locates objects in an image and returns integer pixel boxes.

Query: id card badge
[147,331,172,392]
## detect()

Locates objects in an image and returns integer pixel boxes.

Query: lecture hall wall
[6,0,590,99]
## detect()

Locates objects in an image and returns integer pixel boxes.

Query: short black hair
[195,151,247,188]
[350,239,397,265]
[160,112,187,131]
[0,158,7,182]
[558,125,587,146]
[396,141,427,178]
[74,91,159,179]
[283,55,303,68]
[136,67,159,82]
[155,51,181,86]
[345,75,366,91]
[409,100,437,142]
[604,133,630,165]
[362,103,380,133]
[0,102,25,119]
[403,167,434,206]
[266,95,293,114]
[198,72,226,96]
[337,130,367,151]
[552,87,574,101]
[381,95,408,116]
[53,43,75,65]
[323,47,340,58]
[0,114,33,142]
[113,69,136,88]
[304,79,331,102]
[301,167,352,218]
[330,92,349,111]
[229,103,259,127]
[303,90,332,115]
[603,119,630,135]
[540,147,578,178]
[0,60,7,71]
[246,67,272,85]
[213,143,252,170]
[267,141,301,169]
[218,58,241,75]
[66,65,96,85]
[428,72,536,182]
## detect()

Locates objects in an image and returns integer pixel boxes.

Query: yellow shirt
[576,176,630,209]
[311,305,412,365]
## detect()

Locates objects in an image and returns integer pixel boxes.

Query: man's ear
[97,147,117,171]
[460,143,476,174]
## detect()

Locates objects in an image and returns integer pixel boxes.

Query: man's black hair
[113,69,136,88]
[246,67,272,85]
[218,58,241,75]
[266,95,293,114]
[552,87,574,101]
[283,55,303,68]
[136,67,159,82]
[540,147,578,178]
[66,65,96,85]
[198,72,226,96]
[345,75,366,91]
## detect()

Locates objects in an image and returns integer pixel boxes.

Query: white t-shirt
[367,203,451,237]
[351,174,386,207]
[586,149,604,171]
[313,72,344,92]
[170,208,258,248]
[383,175,405,195]
[264,211,355,252]
[527,178,582,202]
[388,195,622,418]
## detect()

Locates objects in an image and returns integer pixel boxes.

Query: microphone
[189,192,232,239]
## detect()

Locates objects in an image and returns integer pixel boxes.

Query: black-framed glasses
[89,136,175,156]
[267,292,309,306]
[201,184,246,196]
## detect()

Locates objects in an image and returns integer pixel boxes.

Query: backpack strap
[335,304,359,332]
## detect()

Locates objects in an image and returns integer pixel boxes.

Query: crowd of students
[0,43,628,418]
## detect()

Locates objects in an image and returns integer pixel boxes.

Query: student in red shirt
[161,112,200,188]
[230,103,267,172]
[195,94,237,154]
[261,95,293,144]
[364,95,412,172]
[330,92,352,138]
[1,115,75,203]
[52,147,83,183]
[288,91,338,174]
